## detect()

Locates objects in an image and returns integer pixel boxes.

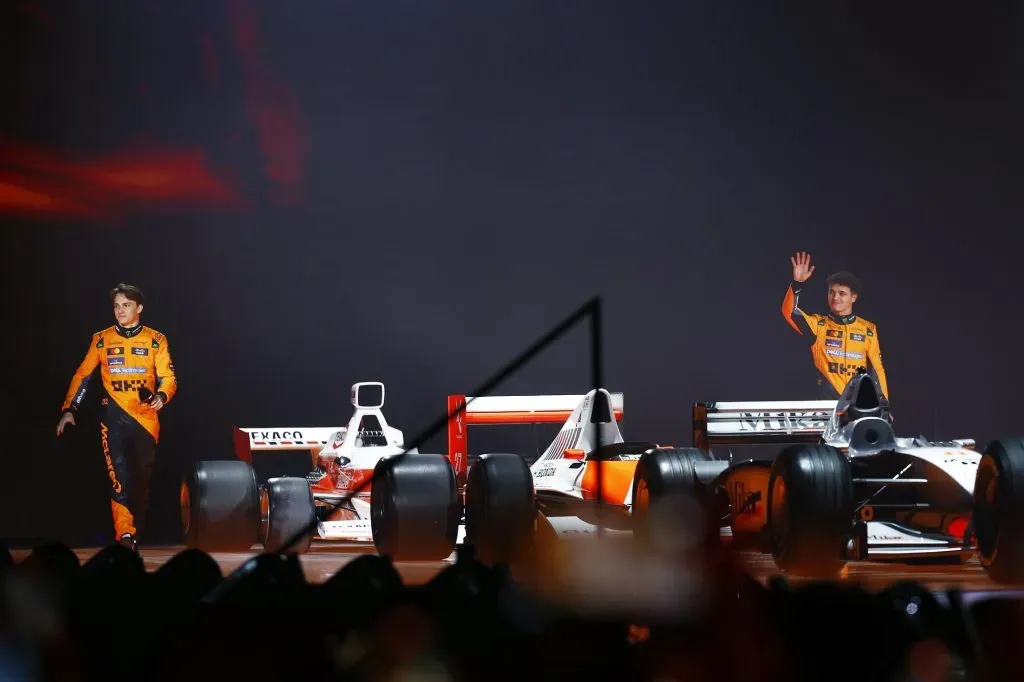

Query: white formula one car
[178,380,637,562]
[180,381,420,554]
[669,368,1024,582]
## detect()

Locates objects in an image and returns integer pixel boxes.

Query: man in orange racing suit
[56,283,177,552]
[781,252,889,400]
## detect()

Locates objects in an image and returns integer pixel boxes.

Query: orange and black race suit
[61,323,177,540]
[782,282,889,399]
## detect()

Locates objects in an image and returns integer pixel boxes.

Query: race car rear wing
[232,426,343,464]
[692,400,837,451]
[446,391,624,487]
[230,381,386,463]
[449,393,624,425]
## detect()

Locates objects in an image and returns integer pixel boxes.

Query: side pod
[709,459,772,539]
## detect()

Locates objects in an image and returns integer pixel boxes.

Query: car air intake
[848,417,897,454]
[591,390,613,424]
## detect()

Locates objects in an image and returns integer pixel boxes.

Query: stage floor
[8,542,1018,593]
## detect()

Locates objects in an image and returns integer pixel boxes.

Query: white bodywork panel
[862,521,968,559]
[720,520,965,559]
[544,515,632,539]
[463,392,624,418]
[530,461,585,498]
[528,388,627,501]
[893,446,982,494]
[316,495,468,546]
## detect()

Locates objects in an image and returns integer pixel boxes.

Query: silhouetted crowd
[1,538,1023,682]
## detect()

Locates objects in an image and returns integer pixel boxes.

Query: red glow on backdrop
[0,143,246,223]
[0,177,92,217]
[1,1,306,222]
[228,0,306,207]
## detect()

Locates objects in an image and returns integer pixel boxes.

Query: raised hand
[791,251,816,283]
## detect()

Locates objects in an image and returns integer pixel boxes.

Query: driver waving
[781,251,890,400]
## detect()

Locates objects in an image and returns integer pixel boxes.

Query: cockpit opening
[852,377,880,415]
[355,414,389,446]
[837,370,893,433]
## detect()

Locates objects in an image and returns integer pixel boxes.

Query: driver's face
[828,285,857,316]
[112,293,142,327]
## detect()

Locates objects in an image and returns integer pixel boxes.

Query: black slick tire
[464,452,536,566]
[974,437,1024,584]
[766,444,854,577]
[181,460,260,553]
[261,477,316,554]
[371,454,460,561]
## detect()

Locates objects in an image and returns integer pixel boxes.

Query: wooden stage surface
[9,542,1022,594]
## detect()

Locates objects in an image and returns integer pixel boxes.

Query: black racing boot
[118,533,139,554]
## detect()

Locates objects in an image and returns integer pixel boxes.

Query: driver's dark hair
[110,282,145,305]
[826,271,860,295]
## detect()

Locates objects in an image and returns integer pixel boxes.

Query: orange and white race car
[178,379,699,562]
[445,386,731,563]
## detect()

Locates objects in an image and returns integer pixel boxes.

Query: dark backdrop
[1,1,1021,546]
